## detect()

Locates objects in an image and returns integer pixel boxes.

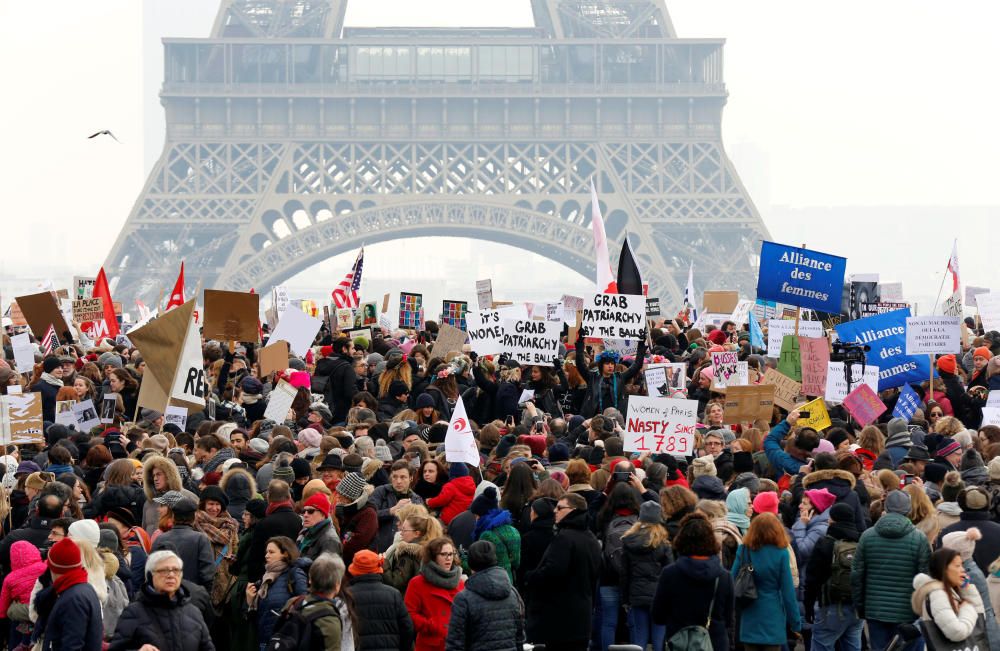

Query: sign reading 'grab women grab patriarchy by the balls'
[756,241,847,314]
[581,293,646,340]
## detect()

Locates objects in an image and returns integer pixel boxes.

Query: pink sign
[798,336,829,397]
[842,383,887,426]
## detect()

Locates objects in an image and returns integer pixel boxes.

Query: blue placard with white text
[834,308,934,392]
[892,383,921,422]
[756,241,847,314]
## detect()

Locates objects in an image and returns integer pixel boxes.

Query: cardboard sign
[433,323,468,358]
[798,336,830,397]
[128,300,205,415]
[941,291,963,318]
[11,333,35,375]
[73,399,101,432]
[336,308,354,330]
[399,292,423,329]
[0,393,45,445]
[905,316,962,355]
[164,405,188,432]
[835,308,932,391]
[842,383,887,426]
[467,309,505,356]
[761,368,802,411]
[623,396,698,456]
[259,340,289,377]
[766,319,823,356]
[72,298,104,323]
[645,363,687,397]
[777,335,802,382]
[203,290,260,343]
[268,306,322,356]
[723,385,776,423]
[893,384,922,422]
[729,299,755,329]
[168,315,206,406]
[16,291,70,340]
[710,351,740,389]
[703,291,739,314]
[73,276,96,300]
[263,379,297,423]
[825,361,880,403]
[757,241,847,314]
[645,297,661,318]
[798,397,832,431]
[7,302,27,327]
[581,293,646,340]
[501,319,561,365]
[476,280,493,311]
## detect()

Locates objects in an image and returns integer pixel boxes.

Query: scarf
[594,373,619,412]
[251,559,289,610]
[194,509,239,549]
[726,487,751,534]
[266,499,294,516]
[420,560,462,590]
[298,518,331,553]
[40,373,64,388]
[46,464,73,476]
[53,566,89,595]
[474,508,513,540]
[203,447,236,475]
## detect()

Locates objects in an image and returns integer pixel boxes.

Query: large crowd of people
[1,310,1000,651]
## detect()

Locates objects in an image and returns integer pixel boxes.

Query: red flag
[92,267,120,339]
[165,262,185,311]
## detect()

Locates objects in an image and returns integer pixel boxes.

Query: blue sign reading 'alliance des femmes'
[756,241,847,314]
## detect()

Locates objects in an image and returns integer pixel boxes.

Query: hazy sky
[1,1,997,317]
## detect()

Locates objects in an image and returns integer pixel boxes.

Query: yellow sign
[798,397,832,431]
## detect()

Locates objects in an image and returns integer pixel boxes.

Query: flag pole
[931,267,949,316]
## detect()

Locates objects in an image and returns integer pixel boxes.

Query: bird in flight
[88,130,121,143]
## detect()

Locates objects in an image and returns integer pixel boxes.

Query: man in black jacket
[447,541,525,651]
[150,498,215,589]
[524,492,602,651]
[348,549,414,651]
[246,480,302,582]
[323,337,358,425]
[804,502,863,651]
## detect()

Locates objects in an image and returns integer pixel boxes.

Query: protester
[245,536,309,645]
[348,549,415,651]
[404,536,465,651]
[445,540,524,651]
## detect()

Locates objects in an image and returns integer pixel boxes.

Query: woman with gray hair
[108,549,214,651]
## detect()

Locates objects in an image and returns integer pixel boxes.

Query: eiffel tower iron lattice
[105,0,769,309]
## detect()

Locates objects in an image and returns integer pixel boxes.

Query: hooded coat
[912,573,985,643]
[620,527,673,607]
[142,455,200,534]
[445,566,524,651]
[653,555,735,651]
[85,483,146,524]
[851,512,931,623]
[0,541,47,616]
[219,466,257,521]
[425,476,475,525]
[801,469,867,534]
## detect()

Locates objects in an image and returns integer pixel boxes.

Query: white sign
[941,291,964,318]
[445,396,480,464]
[645,363,687,397]
[169,316,207,407]
[164,405,188,431]
[73,276,96,300]
[824,362,880,403]
[73,399,101,432]
[100,393,119,424]
[982,407,1000,428]
[475,279,493,311]
[268,306,322,356]
[272,286,290,316]
[545,302,563,323]
[603,338,639,357]
[767,320,824,356]
[879,282,904,303]
[987,393,1000,409]
[501,319,561,365]
[263,380,297,423]
[906,316,962,355]
[966,286,989,307]
[581,293,646,340]
[977,293,1000,331]
[623,396,698,456]
[467,306,527,356]
[711,351,740,389]
[729,299,755,329]
[561,295,584,325]
[517,389,535,405]
[11,333,35,375]
[55,401,78,428]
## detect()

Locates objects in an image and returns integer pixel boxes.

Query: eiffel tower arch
[105,0,769,306]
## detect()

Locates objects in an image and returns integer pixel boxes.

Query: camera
[830,341,870,363]
[613,470,632,483]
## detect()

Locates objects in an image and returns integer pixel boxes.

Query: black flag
[616,237,643,295]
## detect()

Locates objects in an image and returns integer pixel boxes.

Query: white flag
[591,179,615,293]
[947,239,961,293]
[445,396,480,465]
[684,261,699,323]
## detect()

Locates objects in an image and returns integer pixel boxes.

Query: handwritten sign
[500,319,561,365]
[798,336,830,396]
[761,368,802,411]
[0,393,45,445]
[723,385,776,423]
[467,306,528,356]
[72,297,104,322]
[825,361,880,403]
[778,335,802,382]
[767,319,823,356]
[842,383,888,426]
[905,316,962,355]
[645,363,687,397]
[476,279,493,311]
[623,397,698,456]
[941,291,963,318]
[581,293,646,340]
[798,397,832,431]
[711,351,740,389]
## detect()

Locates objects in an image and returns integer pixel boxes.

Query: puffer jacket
[0,541,47,616]
[108,583,214,651]
[142,455,199,534]
[851,512,931,623]
[445,566,524,651]
[350,573,415,651]
[800,469,867,533]
[426,476,475,525]
[912,573,985,643]
[85,483,146,524]
[619,528,673,608]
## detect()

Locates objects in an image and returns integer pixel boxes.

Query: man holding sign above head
[574,326,646,418]
[763,406,820,481]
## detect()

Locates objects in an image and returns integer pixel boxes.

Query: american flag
[332,247,364,309]
[41,324,57,356]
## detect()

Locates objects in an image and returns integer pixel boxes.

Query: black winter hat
[467,540,497,572]
[292,457,313,480]
[829,502,854,524]
[245,498,267,520]
[471,486,499,516]
[42,356,62,374]
[923,462,948,486]
[200,485,229,510]
[732,451,753,474]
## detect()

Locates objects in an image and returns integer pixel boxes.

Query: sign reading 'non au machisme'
[756,241,847,314]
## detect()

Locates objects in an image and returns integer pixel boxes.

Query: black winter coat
[370,484,424,553]
[323,354,357,425]
[803,519,860,618]
[31,378,61,424]
[350,574,415,651]
[247,506,302,582]
[152,525,216,589]
[445,566,524,651]
[620,528,673,608]
[108,584,214,651]
[39,581,104,651]
[84,483,145,523]
[523,510,601,644]
[515,513,555,594]
[653,555,735,651]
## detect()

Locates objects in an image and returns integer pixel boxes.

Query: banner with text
[581,293,646,340]
[757,241,847,313]
[835,308,932,391]
[501,319,561,365]
[905,316,962,355]
[623,397,697,456]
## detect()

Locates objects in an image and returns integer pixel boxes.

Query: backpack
[602,514,637,575]
[667,577,718,651]
[265,596,340,651]
[823,537,858,604]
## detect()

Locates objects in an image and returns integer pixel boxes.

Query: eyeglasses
[153,568,182,576]
[436,551,455,558]
[555,505,573,512]
[302,508,320,515]
[930,412,943,418]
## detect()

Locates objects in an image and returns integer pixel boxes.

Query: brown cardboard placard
[1,392,45,446]
[259,340,289,377]
[490,301,513,308]
[703,290,739,314]
[433,323,468,358]
[382,293,391,314]
[760,368,802,412]
[8,302,27,327]
[128,300,205,415]
[72,298,105,323]
[15,292,70,339]
[722,385,776,423]
[203,290,260,343]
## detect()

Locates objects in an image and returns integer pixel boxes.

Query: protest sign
[434,323,468,358]
[164,405,188,432]
[0,393,44,445]
[101,393,119,423]
[729,299,755,329]
[440,300,468,330]
[7,302,27,327]
[445,396,480,464]
[777,335,802,382]
[16,291,69,340]
[835,308,931,391]
[988,392,1000,409]
[399,292,423,329]
[73,399,101,432]
[72,297,104,323]
[55,400,77,428]
[604,338,639,357]
[723,385,776,423]
[73,276,96,300]
[645,297,661,318]
[355,302,378,326]
[761,368,802,411]
[500,319,561,365]
[129,300,205,415]
[798,397,832,431]
[941,292,963,318]
[982,408,1000,428]
[581,293,646,340]
[272,285,290,316]
[335,308,354,330]
[346,327,373,348]
[757,241,847,313]
[879,282,904,303]
[264,380,297,423]
[645,363,687,397]
[467,305,528,356]
[842,383,888,426]
[976,293,1000,331]
[766,319,823,356]
[623,397,698,456]
[268,306,322,356]
[859,302,910,317]
[545,303,563,323]
[11,333,34,375]
[259,340,289,377]
[517,389,535,405]
[798,336,830,396]
[966,286,989,306]
[476,280,493,311]
[825,361,880,403]
[710,351,740,389]
[561,295,584,324]
[893,384,922,422]
[203,290,260,343]
[905,316,961,355]
[753,299,779,322]
[703,291,739,314]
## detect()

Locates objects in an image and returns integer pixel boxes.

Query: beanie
[732,451,753,474]
[935,438,961,459]
[291,457,313,480]
[887,418,908,437]
[303,492,331,517]
[467,540,498,572]
[245,498,267,520]
[68,519,101,547]
[42,357,62,374]
[923,462,948,486]
[973,346,993,361]
[941,527,982,562]
[200,485,229,510]
[941,471,965,503]
[639,500,663,524]
[47,538,83,573]
[97,352,122,369]
[959,487,989,512]
[814,439,836,455]
[471,487,499,516]
[691,456,717,478]
[829,502,854,524]
[752,491,779,515]
[804,488,837,514]
[548,443,570,464]
[691,475,725,501]
[297,428,323,449]
[348,550,383,576]
[272,464,295,485]
[989,457,1000,481]
[730,471,760,496]
[961,449,985,471]
[826,430,849,450]
[449,462,469,479]
[531,497,555,519]
[936,354,957,376]
[884,490,912,515]
[336,472,367,503]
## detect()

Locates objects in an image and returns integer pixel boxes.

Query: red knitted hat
[937,354,957,375]
[303,492,331,517]
[47,538,82,572]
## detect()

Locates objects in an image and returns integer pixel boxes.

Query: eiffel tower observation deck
[105,0,769,306]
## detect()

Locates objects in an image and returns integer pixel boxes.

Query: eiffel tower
[105,0,769,308]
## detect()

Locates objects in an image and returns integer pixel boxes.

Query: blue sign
[834,308,934,392]
[892,383,921,422]
[756,241,847,314]
[749,314,765,351]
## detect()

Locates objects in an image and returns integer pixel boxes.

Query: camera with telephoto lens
[830,341,869,363]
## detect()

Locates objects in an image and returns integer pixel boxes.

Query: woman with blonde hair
[383,507,444,595]
[936,415,966,437]
[905,483,940,544]
[857,426,885,457]
[378,355,413,398]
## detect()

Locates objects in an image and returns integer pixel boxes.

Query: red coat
[425,476,475,524]
[404,572,465,651]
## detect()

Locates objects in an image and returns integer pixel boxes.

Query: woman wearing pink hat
[791,488,836,565]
